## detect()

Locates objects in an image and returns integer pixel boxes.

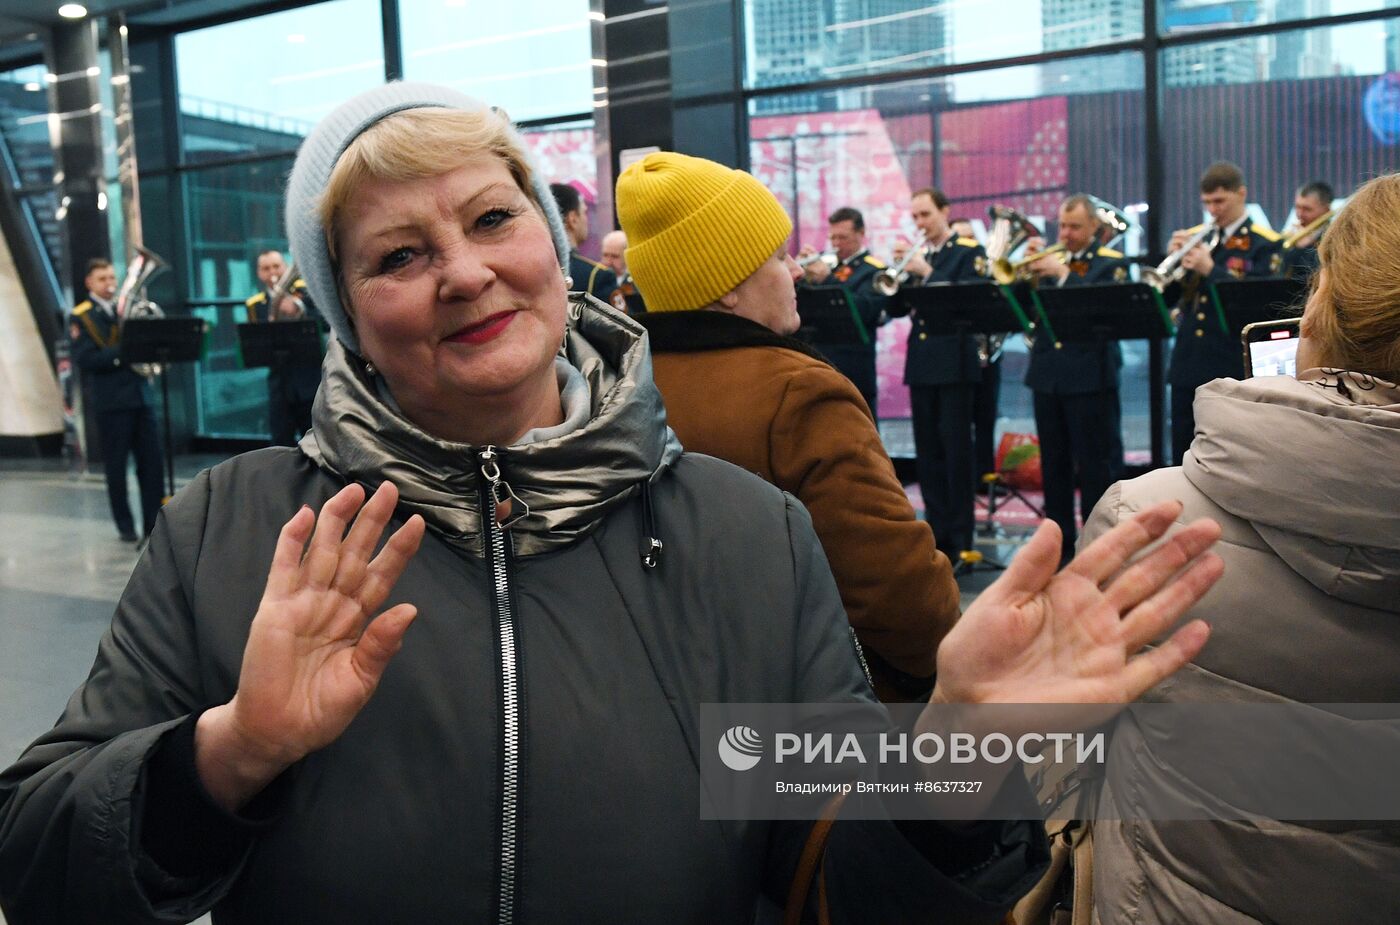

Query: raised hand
[931,501,1222,707]
[195,482,425,810]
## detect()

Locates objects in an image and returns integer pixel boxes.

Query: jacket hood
[301,294,683,557]
[1184,370,1400,610]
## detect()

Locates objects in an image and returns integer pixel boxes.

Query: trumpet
[1142,224,1219,293]
[1282,209,1335,250]
[989,242,1068,285]
[872,232,928,296]
[798,251,839,271]
[116,245,170,379]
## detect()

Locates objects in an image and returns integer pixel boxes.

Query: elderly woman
[0,83,1221,924]
[1085,172,1400,924]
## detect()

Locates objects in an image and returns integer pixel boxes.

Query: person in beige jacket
[1082,173,1400,924]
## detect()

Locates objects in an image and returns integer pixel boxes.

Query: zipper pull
[478,446,530,529]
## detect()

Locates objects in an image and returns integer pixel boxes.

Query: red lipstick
[445,311,516,345]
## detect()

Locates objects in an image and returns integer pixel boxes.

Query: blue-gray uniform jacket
[69,298,154,413]
[1167,220,1283,386]
[889,235,989,386]
[1025,246,1130,395]
[245,279,323,403]
[568,251,619,305]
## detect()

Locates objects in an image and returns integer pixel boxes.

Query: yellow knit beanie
[616,151,793,313]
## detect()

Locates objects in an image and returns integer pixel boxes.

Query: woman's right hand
[195,482,425,811]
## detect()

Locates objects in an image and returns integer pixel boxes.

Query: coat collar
[637,309,830,364]
[301,294,682,558]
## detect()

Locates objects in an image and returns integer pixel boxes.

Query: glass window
[749,52,1152,461]
[521,120,605,253]
[182,158,296,303]
[401,1,594,123]
[0,64,56,190]
[1162,21,1398,237]
[174,0,385,163]
[182,159,297,440]
[1160,0,1400,35]
[744,0,1145,89]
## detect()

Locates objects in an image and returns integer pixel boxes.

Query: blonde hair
[319,107,538,259]
[1310,174,1400,382]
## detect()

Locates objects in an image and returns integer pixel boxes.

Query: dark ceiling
[0,0,292,65]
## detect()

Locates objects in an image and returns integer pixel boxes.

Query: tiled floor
[0,456,221,925]
[0,452,1036,923]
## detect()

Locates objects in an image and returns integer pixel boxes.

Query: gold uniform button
[1196,312,1206,321]
[919,332,928,341]
[1195,329,1204,337]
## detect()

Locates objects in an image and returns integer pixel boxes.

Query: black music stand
[1030,282,1173,345]
[236,320,324,370]
[896,281,1028,342]
[797,286,869,346]
[897,283,1031,575]
[121,317,209,500]
[1208,278,1306,336]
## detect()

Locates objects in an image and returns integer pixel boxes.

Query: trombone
[990,243,1068,285]
[872,231,928,296]
[1282,209,1335,250]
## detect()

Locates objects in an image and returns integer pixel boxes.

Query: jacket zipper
[479,446,522,925]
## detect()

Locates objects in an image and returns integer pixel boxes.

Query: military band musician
[1023,194,1131,565]
[887,187,989,558]
[798,206,890,419]
[1167,161,1283,464]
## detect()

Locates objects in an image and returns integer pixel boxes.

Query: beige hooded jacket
[1082,370,1400,925]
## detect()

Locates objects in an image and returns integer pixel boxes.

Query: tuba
[116,245,169,379]
[981,206,1043,364]
[1088,196,1132,250]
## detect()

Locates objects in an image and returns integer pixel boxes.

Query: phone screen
[1246,324,1300,378]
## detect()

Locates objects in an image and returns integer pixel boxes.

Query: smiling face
[335,157,568,444]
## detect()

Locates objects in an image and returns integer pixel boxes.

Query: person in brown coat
[616,151,959,701]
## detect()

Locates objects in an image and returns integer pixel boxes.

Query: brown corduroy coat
[638,310,960,701]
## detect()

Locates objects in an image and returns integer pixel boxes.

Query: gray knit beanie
[285,81,571,355]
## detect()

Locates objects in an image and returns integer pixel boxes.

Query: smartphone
[1241,318,1302,378]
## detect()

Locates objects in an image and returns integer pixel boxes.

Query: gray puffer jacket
[1084,370,1400,925]
[0,297,1045,924]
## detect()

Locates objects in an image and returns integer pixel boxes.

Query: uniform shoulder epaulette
[245,293,267,308]
[862,255,886,269]
[291,278,309,293]
[578,255,606,270]
[1097,247,1124,259]
[73,300,93,314]
[956,236,980,248]
[1252,225,1282,243]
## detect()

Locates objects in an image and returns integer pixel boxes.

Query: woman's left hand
[931,500,1223,707]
